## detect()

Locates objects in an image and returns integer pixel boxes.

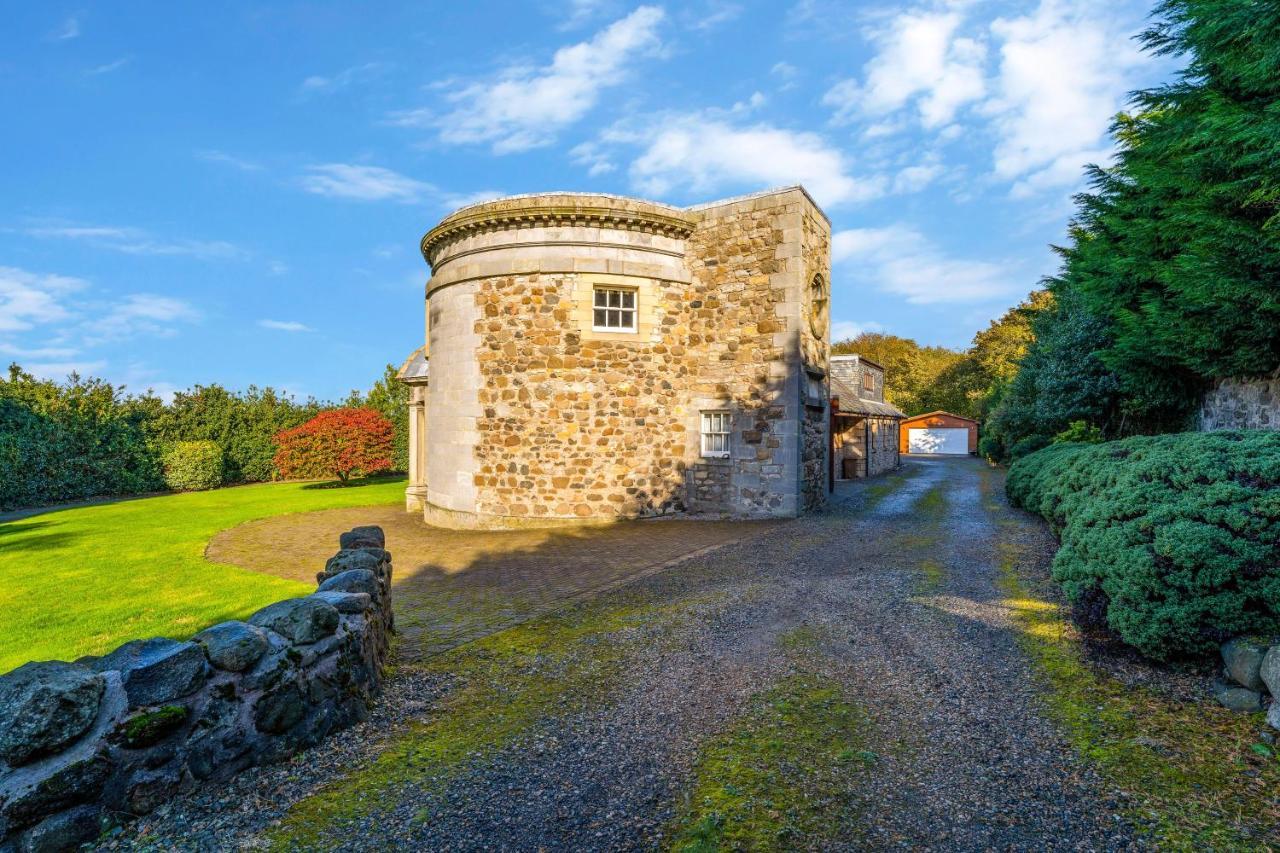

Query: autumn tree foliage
[273,407,393,483]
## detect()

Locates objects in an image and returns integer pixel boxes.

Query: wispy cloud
[685,2,742,31]
[0,267,201,376]
[195,149,263,172]
[83,294,200,344]
[87,56,132,76]
[0,266,86,332]
[299,164,432,202]
[832,226,1017,304]
[258,319,312,332]
[0,343,81,360]
[831,319,884,341]
[299,62,390,95]
[51,15,80,41]
[413,6,665,153]
[22,221,245,260]
[22,361,108,381]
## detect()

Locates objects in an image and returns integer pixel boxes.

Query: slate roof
[831,375,905,418]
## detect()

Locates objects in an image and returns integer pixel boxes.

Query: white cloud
[440,189,506,210]
[259,319,312,333]
[556,0,617,29]
[824,11,986,129]
[23,222,244,260]
[0,343,80,360]
[0,267,201,384]
[832,225,1017,304]
[686,2,742,31]
[770,61,799,90]
[571,141,618,176]
[820,0,1152,198]
[620,114,884,207]
[892,162,944,194]
[434,6,665,153]
[23,361,108,381]
[0,267,86,332]
[196,150,263,172]
[299,164,432,202]
[87,57,131,76]
[299,62,389,95]
[52,15,80,41]
[831,319,884,340]
[83,294,200,344]
[984,0,1146,194]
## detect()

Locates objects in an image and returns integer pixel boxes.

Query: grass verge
[667,629,871,851]
[998,543,1280,847]
[0,476,405,671]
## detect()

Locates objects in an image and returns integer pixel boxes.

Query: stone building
[399,187,832,529]
[829,355,904,478]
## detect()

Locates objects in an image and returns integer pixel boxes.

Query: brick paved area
[206,506,782,659]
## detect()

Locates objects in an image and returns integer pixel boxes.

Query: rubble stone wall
[1199,377,1280,431]
[0,526,394,852]
[417,188,832,529]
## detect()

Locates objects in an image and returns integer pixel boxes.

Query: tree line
[0,363,409,510]
[833,291,1048,425]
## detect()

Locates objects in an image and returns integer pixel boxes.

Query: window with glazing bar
[593,287,637,331]
[700,411,731,458]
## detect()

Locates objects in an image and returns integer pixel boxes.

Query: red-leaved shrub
[273,408,393,483]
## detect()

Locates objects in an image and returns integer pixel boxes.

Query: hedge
[1007,432,1280,660]
[1,364,409,511]
[162,441,224,491]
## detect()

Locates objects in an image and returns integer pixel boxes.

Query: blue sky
[1,0,1169,401]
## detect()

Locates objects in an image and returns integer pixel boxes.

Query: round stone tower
[417,189,832,530]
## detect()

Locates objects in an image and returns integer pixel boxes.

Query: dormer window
[863,371,875,392]
[593,287,637,332]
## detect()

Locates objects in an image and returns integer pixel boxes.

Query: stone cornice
[420,194,699,269]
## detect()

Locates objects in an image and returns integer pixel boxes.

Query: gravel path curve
[106,458,1135,851]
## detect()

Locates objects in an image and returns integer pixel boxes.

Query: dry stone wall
[0,526,394,852]
[1199,377,1280,431]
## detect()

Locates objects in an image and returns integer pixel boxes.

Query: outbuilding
[899,411,978,456]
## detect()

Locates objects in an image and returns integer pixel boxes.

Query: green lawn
[0,477,405,673]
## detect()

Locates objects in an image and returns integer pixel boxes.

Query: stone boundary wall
[0,525,394,852]
[1216,637,1280,731]
[1199,377,1279,431]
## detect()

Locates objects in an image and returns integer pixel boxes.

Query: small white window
[593,287,637,332]
[701,411,731,458]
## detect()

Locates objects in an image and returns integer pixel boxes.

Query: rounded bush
[162,441,224,491]
[1007,432,1280,660]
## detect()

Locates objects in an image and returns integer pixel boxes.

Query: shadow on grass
[300,474,407,491]
[0,519,53,538]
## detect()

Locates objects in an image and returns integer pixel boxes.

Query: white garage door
[908,428,969,455]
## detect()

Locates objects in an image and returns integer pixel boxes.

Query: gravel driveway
[110,458,1134,851]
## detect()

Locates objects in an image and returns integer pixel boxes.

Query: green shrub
[1008,434,1050,461]
[1007,432,1280,660]
[1052,420,1104,445]
[162,441,224,491]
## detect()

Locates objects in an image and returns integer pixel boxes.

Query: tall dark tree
[985,0,1280,457]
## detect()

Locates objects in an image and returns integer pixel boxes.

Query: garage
[899,411,979,456]
[907,428,969,455]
